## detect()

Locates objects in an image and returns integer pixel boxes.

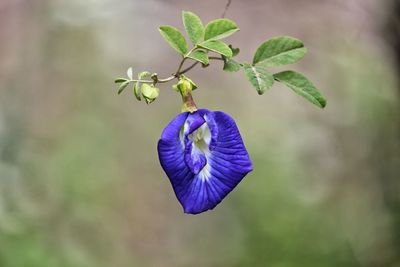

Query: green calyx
[141,84,160,104]
[173,75,198,113]
[173,75,197,95]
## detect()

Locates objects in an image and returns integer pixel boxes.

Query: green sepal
[141,84,160,104]
[133,71,151,101]
[174,75,197,96]
[229,44,240,57]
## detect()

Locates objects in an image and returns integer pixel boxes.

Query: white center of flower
[188,123,211,155]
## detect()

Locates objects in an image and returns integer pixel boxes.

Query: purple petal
[158,109,253,214]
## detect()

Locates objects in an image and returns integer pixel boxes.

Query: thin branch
[209,56,224,61]
[179,62,200,75]
[222,0,233,18]
[174,57,188,76]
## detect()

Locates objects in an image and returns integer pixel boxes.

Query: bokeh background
[1,0,399,266]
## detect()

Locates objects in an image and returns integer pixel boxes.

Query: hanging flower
[158,109,253,214]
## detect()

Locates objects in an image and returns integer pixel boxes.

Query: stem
[129,76,174,84]
[180,61,200,74]
[129,56,223,85]
[222,0,233,18]
[181,92,198,113]
[174,57,188,76]
[209,56,224,61]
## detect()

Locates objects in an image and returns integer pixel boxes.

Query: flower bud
[173,75,197,96]
[141,84,160,104]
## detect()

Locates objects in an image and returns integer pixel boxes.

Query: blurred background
[0,0,399,266]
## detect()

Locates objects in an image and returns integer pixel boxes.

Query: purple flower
[157,109,253,214]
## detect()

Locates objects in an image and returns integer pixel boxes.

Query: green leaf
[223,59,241,72]
[133,82,141,100]
[274,70,326,108]
[141,84,160,104]
[115,78,128,83]
[118,80,130,94]
[126,67,133,80]
[243,63,274,95]
[159,25,188,55]
[133,71,151,101]
[187,50,209,65]
[229,44,240,57]
[253,36,307,67]
[198,40,232,58]
[182,11,204,44]
[138,71,151,79]
[204,18,239,40]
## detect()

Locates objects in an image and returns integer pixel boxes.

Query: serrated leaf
[229,44,240,57]
[127,67,133,80]
[204,18,238,41]
[133,71,151,101]
[187,50,209,65]
[182,11,204,44]
[253,36,306,67]
[159,25,188,55]
[115,78,128,83]
[118,80,130,94]
[243,63,274,95]
[198,40,232,58]
[274,70,326,108]
[223,59,241,72]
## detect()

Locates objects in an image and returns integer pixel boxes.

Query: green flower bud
[173,75,197,97]
[141,84,160,104]
[172,76,198,113]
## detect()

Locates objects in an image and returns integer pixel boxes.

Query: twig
[179,62,200,74]
[222,0,233,18]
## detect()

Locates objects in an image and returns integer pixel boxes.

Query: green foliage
[117,80,129,94]
[243,64,274,95]
[115,10,327,109]
[182,11,204,45]
[174,75,198,96]
[126,67,133,80]
[159,26,188,55]
[114,78,128,83]
[223,59,241,72]
[141,84,160,104]
[274,71,327,108]
[253,36,306,67]
[229,44,240,57]
[187,50,209,65]
[134,71,151,101]
[198,40,232,58]
[204,18,239,41]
